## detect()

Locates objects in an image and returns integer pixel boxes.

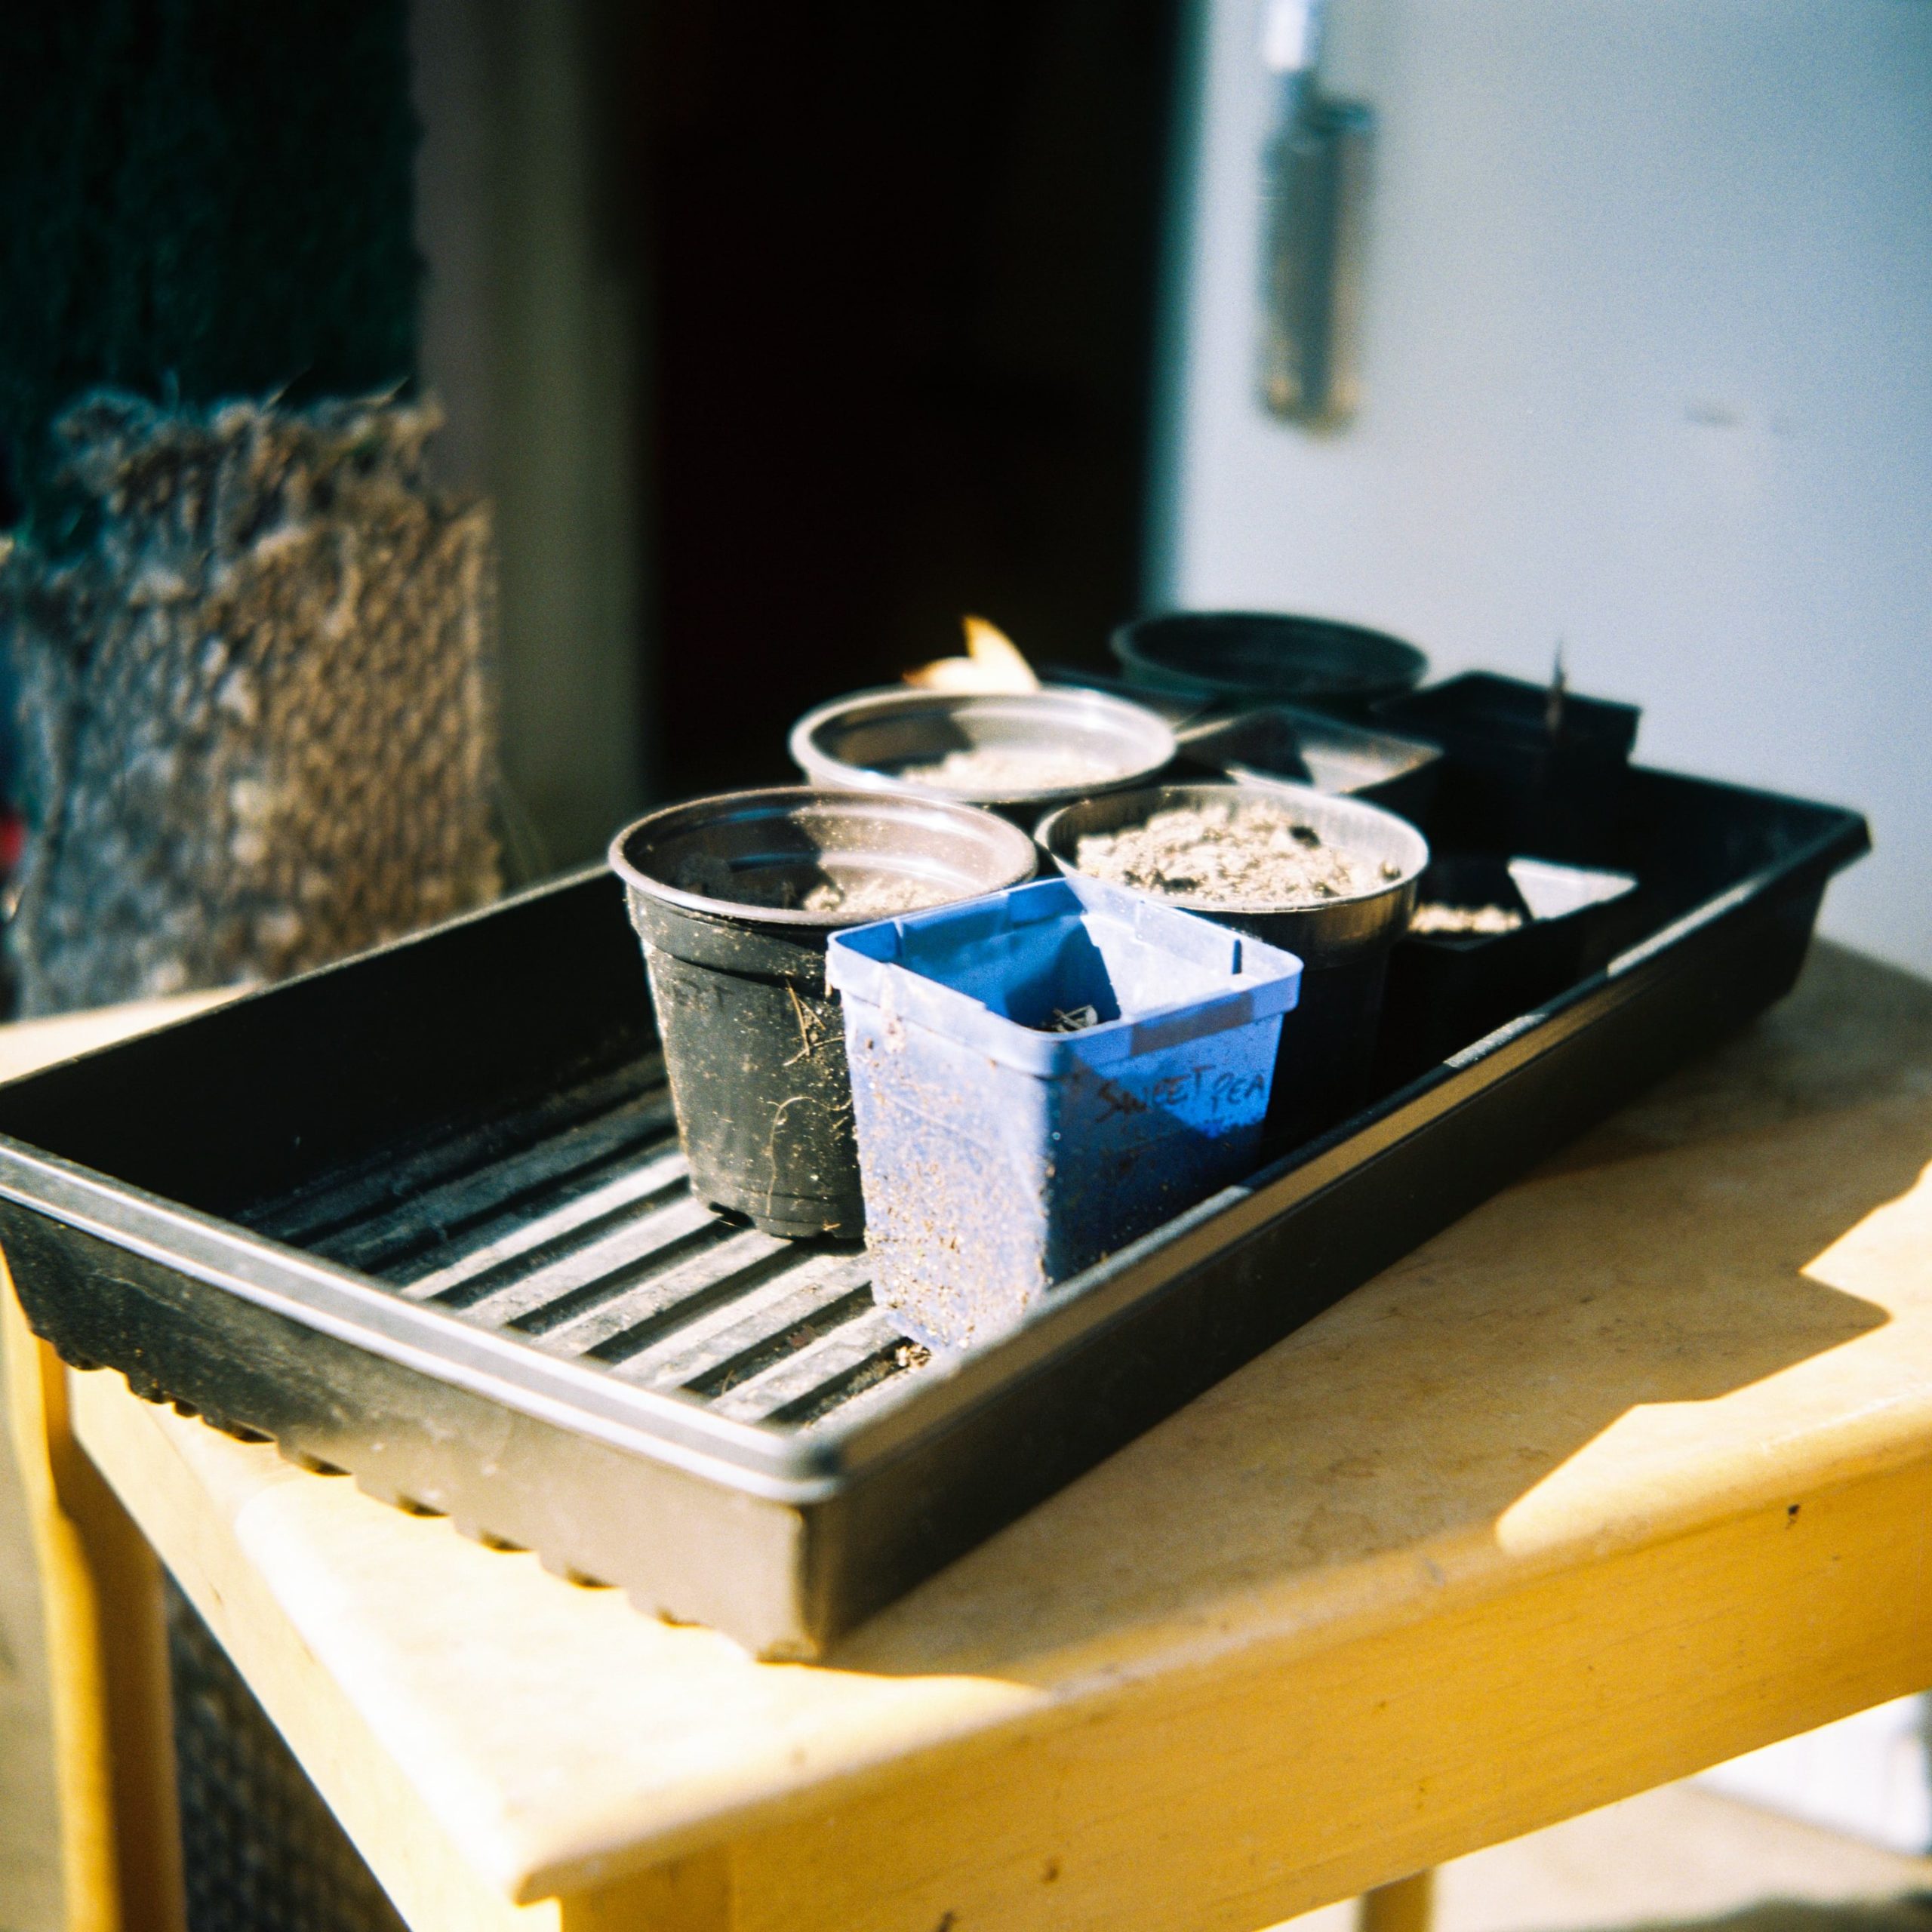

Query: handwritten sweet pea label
[1084,1060,1269,1124]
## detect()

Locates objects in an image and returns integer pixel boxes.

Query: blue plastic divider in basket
[826,875,1303,1351]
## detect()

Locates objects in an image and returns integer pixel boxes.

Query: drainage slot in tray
[241,1057,934,1431]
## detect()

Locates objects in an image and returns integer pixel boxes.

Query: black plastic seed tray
[0,764,1867,1657]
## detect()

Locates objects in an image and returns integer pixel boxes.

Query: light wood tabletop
[10,943,1932,1932]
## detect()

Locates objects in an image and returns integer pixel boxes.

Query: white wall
[1158,0,1932,974]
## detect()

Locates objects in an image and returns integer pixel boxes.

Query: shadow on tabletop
[1549,1899,1932,1932]
[826,943,1930,1678]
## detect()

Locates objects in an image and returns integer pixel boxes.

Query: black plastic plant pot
[1375,854,1639,1084]
[1109,611,1429,718]
[787,686,1177,827]
[1035,782,1429,1152]
[1374,672,1641,862]
[608,788,1037,1237]
[1176,705,1444,827]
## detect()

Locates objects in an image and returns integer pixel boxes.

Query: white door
[1158,0,1932,973]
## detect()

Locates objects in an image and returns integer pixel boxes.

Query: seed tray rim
[0,766,1868,1505]
[0,763,1873,1654]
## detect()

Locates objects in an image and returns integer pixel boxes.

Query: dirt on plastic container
[609,787,1036,1237]
[1035,782,1427,1151]
[826,875,1303,1349]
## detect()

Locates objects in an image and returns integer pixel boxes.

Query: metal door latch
[1258,0,1375,426]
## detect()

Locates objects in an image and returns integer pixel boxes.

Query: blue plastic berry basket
[826,875,1303,1349]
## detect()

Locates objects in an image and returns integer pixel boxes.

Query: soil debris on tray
[1409,902,1526,937]
[1075,798,1401,909]
[897,745,1120,792]
[673,854,951,918]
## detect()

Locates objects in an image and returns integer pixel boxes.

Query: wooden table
[9,944,1932,1932]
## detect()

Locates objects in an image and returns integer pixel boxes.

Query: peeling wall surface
[1157,0,1932,975]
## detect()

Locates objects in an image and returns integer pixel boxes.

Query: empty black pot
[1035,781,1429,1152]
[1110,611,1429,718]
[610,788,1037,1237]
[1374,672,1641,862]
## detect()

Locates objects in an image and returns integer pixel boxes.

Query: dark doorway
[643,0,1185,799]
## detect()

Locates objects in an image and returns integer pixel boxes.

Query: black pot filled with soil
[1110,611,1429,719]
[1374,854,1639,1087]
[610,787,1037,1237]
[1374,672,1641,862]
[1035,781,1429,1152]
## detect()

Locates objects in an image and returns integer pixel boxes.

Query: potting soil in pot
[1408,902,1524,936]
[898,746,1122,791]
[1074,798,1403,909]
[672,854,952,918]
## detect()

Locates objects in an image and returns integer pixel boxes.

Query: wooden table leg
[1359,1869,1435,1932]
[4,1270,186,1932]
